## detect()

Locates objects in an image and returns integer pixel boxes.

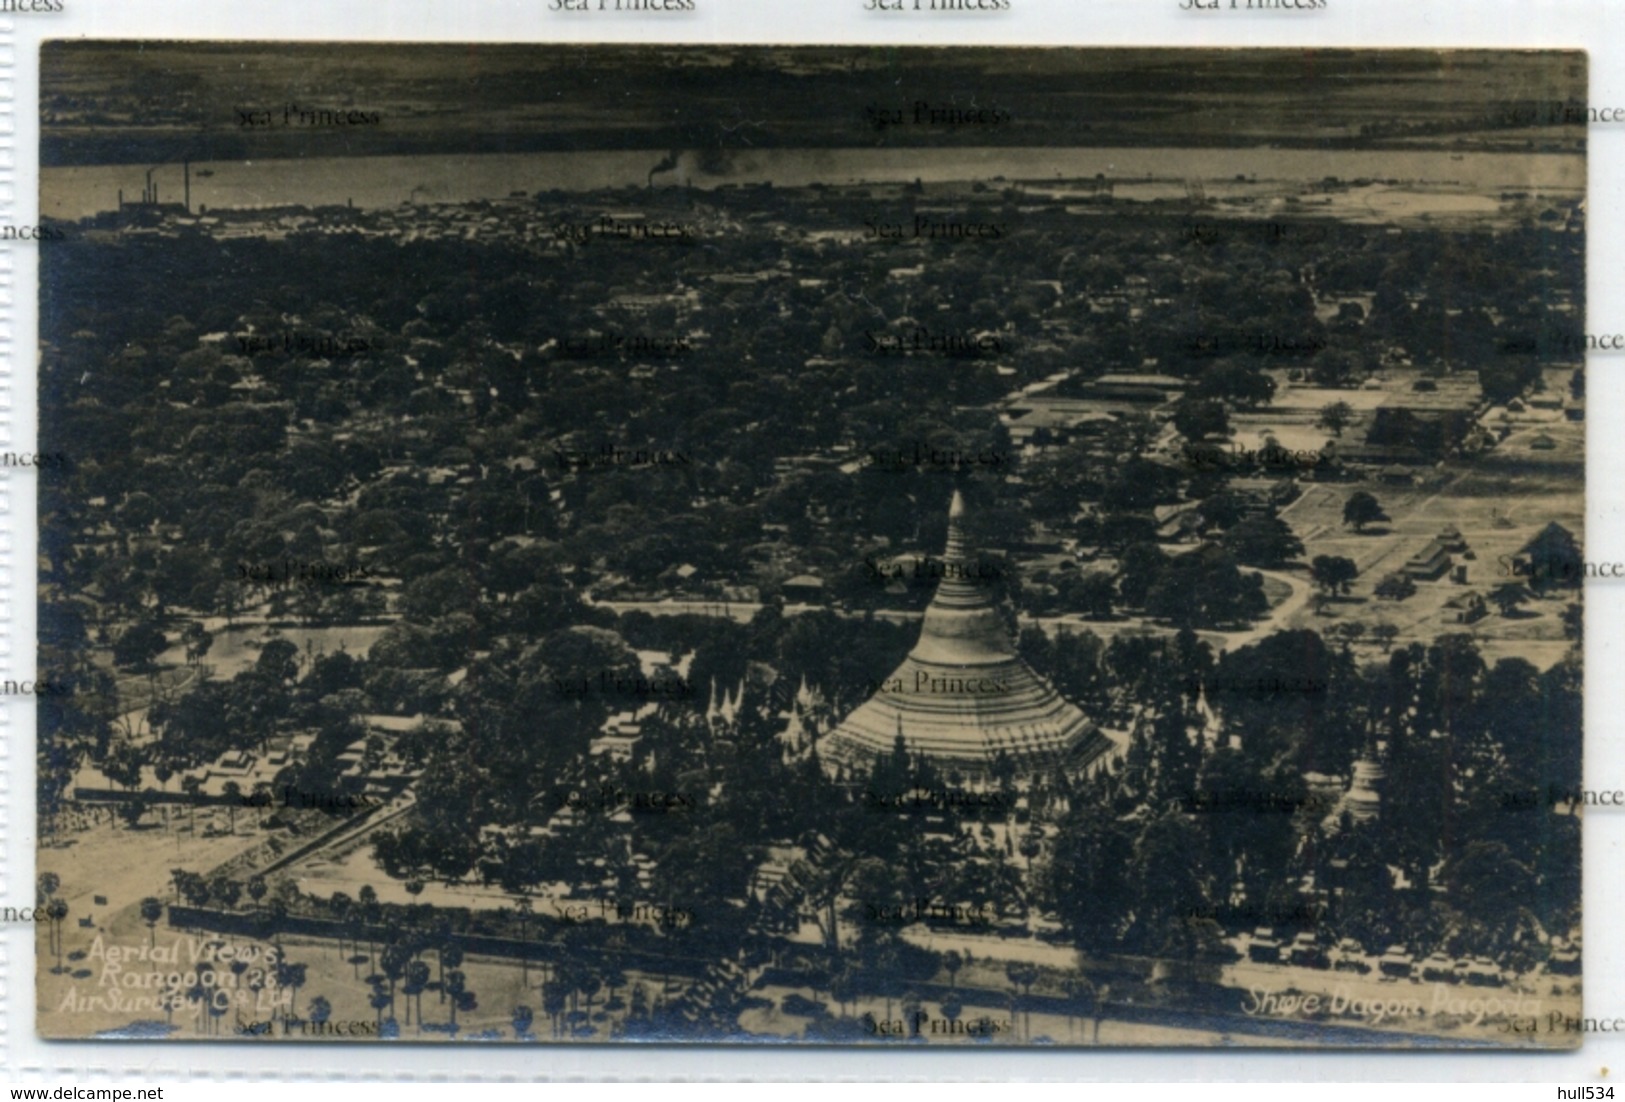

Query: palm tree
[941,949,963,989]
[140,897,164,948]
[439,942,463,1004]
[308,995,332,1028]
[580,971,602,1023]
[252,781,274,825]
[1019,832,1042,872]
[514,896,533,985]
[221,781,241,832]
[46,898,69,974]
[1063,976,1096,1044]
[160,981,181,1030]
[181,776,202,833]
[327,892,352,965]
[185,972,210,1033]
[900,990,923,1039]
[345,911,366,978]
[247,876,268,920]
[445,969,467,1028]
[369,985,391,1030]
[859,944,899,1023]
[280,962,306,1028]
[1005,963,1038,1041]
[357,885,380,973]
[180,873,210,910]
[542,982,568,1039]
[601,961,627,1012]
[381,944,409,1021]
[628,983,650,1033]
[154,761,174,830]
[266,899,289,951]
[1372,622,1401,653]
[210,876,242,912]
[511,1005,535,1040]
[404,960,430,1028]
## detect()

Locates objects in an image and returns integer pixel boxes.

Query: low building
[781,575,825,603]
[590,732,642,763]
[1084,373,1187,403]
[1443,591,1487,624]
[1402,540,1452,580]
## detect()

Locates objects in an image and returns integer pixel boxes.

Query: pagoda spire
[824,489,1114,780]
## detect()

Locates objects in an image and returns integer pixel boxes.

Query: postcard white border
[2,0,1621,1082]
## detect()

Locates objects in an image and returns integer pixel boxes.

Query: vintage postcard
[36,44,1585,1046]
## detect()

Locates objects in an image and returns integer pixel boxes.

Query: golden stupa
[823,490,1113,779]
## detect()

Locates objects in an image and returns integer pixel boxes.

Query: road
[589,568,1312,656]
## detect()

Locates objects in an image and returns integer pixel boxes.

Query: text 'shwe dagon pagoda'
[824,490,1115,781]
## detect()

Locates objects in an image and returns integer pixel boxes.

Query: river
[41,145,1583,220]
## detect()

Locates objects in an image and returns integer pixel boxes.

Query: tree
[1310,349,1359,388]
[1371,622,1401,652]
[181,622,214,667]
[1316,401,1355,437]
[256,639,301,684]
[1375,573,1416,601]
[221,781,241,832]
[1489,581,1531,617]
[445,969,468,1027]
[140,897,164,948]
[542,981,569,1040]
[1146,545,1267,629]
[1561,603,1582,642]
[1172,398,1230,442]
[512,1004,535,1040]
[1521,524,1584,592]
[1222,514,1304,568]
[1310,555,1359,599]
[1342,492,1388,533]
[113,622,169,670]
[439,942,463,1004]
[1193,361,1275,410]
[406,960,431,1027]
[1005,962,1039,1040]
[210,875,242,911]
[1124,810,1212,953]
[46,898,69,974]
[1102,458,1178,512]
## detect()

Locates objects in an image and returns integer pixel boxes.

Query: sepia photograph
[35,43,1586,1047]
